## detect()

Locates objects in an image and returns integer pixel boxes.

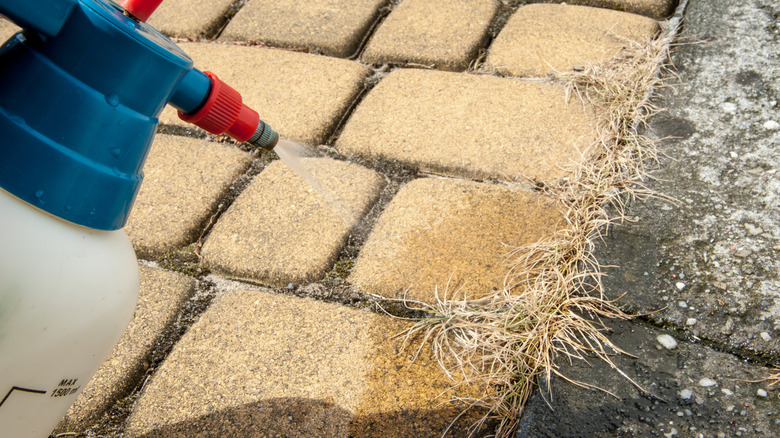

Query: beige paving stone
[201,157,385,286]
[485,4,661,78]
[361,0,499,71]
[336,68,597,182]
[124,289,485,437]
[54,265,196,434]
[564,0,677,20]
[160,42,371,146]
[147,0,235,38]
[220,0,386,57]
[0,17,20,42]
[349,178,564,303]
[125,134,253,259]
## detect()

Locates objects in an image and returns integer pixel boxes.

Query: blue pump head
[0,0,278,230]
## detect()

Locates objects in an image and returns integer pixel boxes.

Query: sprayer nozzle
[177,71,278,151]
[248,120,279,150]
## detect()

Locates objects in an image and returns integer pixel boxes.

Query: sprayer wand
[175,70,279,151]
[119,0,279,150]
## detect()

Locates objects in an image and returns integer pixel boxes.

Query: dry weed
[767,371,780,392]
[399,22,684,438]
[739,368,780,394]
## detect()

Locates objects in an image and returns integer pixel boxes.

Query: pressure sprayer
[0,0,279,435]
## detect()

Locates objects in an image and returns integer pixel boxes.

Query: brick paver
[485,4,661,78]
[361,0,499,71]
[349,178,564,303]
[53,265,196,434]
[564,0,678,20]
[201,157,385,286]
[220,0,386,57]
[125,134,253,259]
[336,68,597,182]
[148,0,235,39]
[0,17,20,42]
[124,289,483,437]
[159,43,371,146]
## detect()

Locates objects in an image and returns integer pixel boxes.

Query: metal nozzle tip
[266,130,279,150]
[248,120,279,150]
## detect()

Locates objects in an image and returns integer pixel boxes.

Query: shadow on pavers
[129,397,490,437]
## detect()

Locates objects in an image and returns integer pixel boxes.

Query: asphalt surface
[518,0,780,436]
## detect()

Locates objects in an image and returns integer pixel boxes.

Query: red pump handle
[118,0,163,22]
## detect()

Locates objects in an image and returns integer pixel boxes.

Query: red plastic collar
[178,72,260,142]
[118,0,164,22]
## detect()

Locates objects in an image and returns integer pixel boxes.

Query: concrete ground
[1,0,776,436]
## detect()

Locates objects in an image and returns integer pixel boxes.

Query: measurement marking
[0,386,47,408]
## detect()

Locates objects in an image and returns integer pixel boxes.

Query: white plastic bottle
[0,187,139,437]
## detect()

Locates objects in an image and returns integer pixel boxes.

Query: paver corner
[147,0,236,39]
[0,16,20,42]
[349,177,565,303]
[570,0,679,20]
[485,3,661,78]
[158,42,371,147]
[124,134,253,259]
[201,157,385,286]
[361,0,499,71]
[220,0,386,58]
[336,68,598,182]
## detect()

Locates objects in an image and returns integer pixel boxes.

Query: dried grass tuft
[740,368,780,394]
[767,371,780,391]
[399,24,683,438]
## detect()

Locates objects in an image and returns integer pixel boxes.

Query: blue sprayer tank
[0,0,278,435]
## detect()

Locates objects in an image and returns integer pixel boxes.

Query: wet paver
[220,0,386,57]
[349,178,564,303]
[201,157,385,286]
[158,42,371,146]
[485,4,661,78]
[124,289,484,437]
[361,0,499,71]
[336,68,597,182]
[124,134,253,259]
[53,265,196,434]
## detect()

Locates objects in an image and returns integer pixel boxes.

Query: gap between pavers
[53,265,196,435]
[201,157,385,286]
[336,68,597,182]
[147,0,236,39]
[560,0,678,20]
[360,0,499,71]
[220,0,386,57]
[349,177,565,304]
[124,134,253,259]
[485,4,661,78]
[124,289,487,437]
[158,42,371,146]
